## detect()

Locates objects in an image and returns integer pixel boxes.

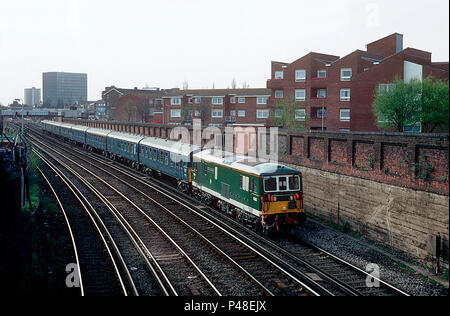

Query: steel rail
[30,134,221,296]
[33,150,134,296]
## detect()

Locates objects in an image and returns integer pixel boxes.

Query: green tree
[420,76,449,133]
[269,93,308,130]
[372,77,422,132]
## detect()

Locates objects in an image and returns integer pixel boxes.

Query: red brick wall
[366,33,399,58]
[282,130,449,196]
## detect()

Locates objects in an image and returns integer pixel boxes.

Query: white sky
[0,0,448,105]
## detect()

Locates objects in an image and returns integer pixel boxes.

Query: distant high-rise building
[24,87,41,106]
[43,72,87,107]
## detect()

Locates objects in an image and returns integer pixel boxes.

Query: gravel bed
[290,218,448,296]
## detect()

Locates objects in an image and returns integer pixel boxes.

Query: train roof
[86,128,112,137]
[140,137,201,157]
[194,149,301,176]
[107,131,145,143]
[71,125,90,132]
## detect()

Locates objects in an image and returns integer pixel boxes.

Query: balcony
[267,79,285,89]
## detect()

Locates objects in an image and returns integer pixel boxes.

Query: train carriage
[86,128,111,152]
[59,123,72,140]
[71,125,89,145]
[139,137,200,190]
[107,132,145,164]
[192,149,306,233]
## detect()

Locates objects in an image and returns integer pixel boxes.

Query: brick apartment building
[161,88,272,127]
[267,33,449,132]
[102,86,178,121]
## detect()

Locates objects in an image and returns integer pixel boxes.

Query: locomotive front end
[260,170,306,234]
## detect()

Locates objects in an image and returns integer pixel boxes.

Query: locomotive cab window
[264,177,277,192]
[289,176,300,191]
[278,177,288,191]
[264,175,301,192]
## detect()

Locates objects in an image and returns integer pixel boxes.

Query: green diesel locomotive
[192,150,306,234]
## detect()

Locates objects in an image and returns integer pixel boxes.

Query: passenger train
[40,120,306,234]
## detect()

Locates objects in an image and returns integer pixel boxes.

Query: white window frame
[295,109,306,121]
[274,90,284,99]
[256,109,269,119]
[316,89,327,98]
[340,68,352,81]
[171,97,181,106]
[230,110,236,116]
[238,97,246,103]
[317,69,327,78]
[194,97,201,104]
[194,110,201,117]
[211,109,223,118]
[274,71,284,79]
[295,69,306,82]
[378,84,396,95]
[295,89,306,101]
[340,109,350,122]
[212,97,223,105]
[257,96,268,105]
[340,88,351,101]
[230,97,236,104]
[170,109,181,118]
[238,110,246,117]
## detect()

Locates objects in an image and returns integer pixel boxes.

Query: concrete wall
[287,163,449,268]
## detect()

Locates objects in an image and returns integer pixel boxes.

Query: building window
[194,97,201,104]
[257,110,269,119]
[274,90,283,99]
[313,108,327,118]
[212,97,223,105]
[340,68,352,81]
[340,109,350,122]
[378,84,396,95]
[295,109,306,121]
[238,110,246,117]
[171,97,181,106]
[238,97,246,103]
[194,110,201,117]
[295,89,306,101]
[316,89,327,98]
[230,97,236,104]
[211,109,223,118]
[340,88,351,101]
[171,109,181,118]
[257,96,268,105]
[317,69,327,78]
[274,71,284,79]
[274,109,283,118]
[230,110,236,116]
[295,69,306,82]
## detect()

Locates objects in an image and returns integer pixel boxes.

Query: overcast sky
[0,0,448,105]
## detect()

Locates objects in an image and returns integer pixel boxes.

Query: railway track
[25,122,410,296]
[33,154,132,296]
[25,124,326,296]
